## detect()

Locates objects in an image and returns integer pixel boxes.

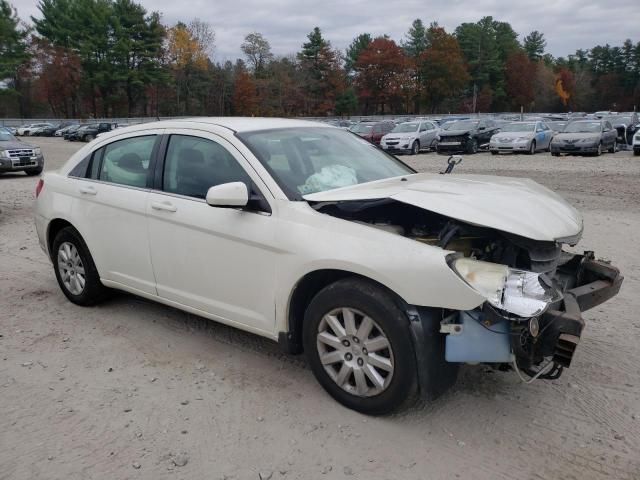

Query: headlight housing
[449,257,562,317]
[0,149,9,159]
[34,147,42,155]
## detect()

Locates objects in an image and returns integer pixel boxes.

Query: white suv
[34,118,622,414]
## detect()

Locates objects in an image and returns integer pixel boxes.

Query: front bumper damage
[405,252,622,398]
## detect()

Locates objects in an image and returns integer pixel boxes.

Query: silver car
[490,121,553,155]
[380,120,439,155]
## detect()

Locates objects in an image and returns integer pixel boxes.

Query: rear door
[71,130,163,294]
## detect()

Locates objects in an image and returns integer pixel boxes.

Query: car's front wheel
[608,140,617,153]
[52,227,111,306]
[303,278,418,415]
[411,140,420,155]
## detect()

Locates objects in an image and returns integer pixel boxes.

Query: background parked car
[75,122,114,142]
[349,121,395,145]
[602,113,639,145]
[55,124,79,137]
[436,119,500,154]
[380,120,439,154]
[17,123,53,136]
[546,120,568,134]
[633,130,640,156]
[550,120,617,156]
[0,128,44,175]
[489,121,553,155]
[63,124,86,140]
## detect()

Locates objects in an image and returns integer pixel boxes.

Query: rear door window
[98,135,156,188]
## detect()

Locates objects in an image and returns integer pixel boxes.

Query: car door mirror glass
[206,182,249,208]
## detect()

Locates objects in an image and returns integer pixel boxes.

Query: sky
[14,0,640,62]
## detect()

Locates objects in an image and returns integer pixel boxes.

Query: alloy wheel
[316,307,394,397]
[57,242,86,295]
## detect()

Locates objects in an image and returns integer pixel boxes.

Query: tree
[297,27,345,115]
[555,68,575,110]
[354,37,409,114]
[402,19,427,59]
[241,32,273,75]
[344,33,371,74]
[505,50,536,109]
[335,88,358,116]
[232,63,258,115]
[419,26,470,112]
[523,31,546,61]
[0,0,29,80]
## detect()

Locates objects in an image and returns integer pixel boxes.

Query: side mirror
[205,182,249,208]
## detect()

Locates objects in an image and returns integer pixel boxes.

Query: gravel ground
[1,137,639,480]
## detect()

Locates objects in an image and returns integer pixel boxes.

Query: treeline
[1,0,639,118]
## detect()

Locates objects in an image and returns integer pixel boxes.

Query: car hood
[440,129,472,136]
[553,132,600,141]
[492,131,534,139]
[384,132,418,139]
[304,173,583,242]
[0,140,33,149]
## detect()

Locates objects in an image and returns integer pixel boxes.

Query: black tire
[466,138,478,154]
[303,278,418,415]
[527,140,536,155]
[430,139,438,151]
[52,226,111,306]
[634,150,640,156]
[411,140,420,155]
[490,150,498,155]
[608,140,616,154]
[552,152,560,157]
[594,143,602,157]
[85,134,94,142]
[25,167,43,176]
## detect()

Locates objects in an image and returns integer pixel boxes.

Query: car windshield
[238,127,415,198]
[548,122,567,131]
[564,122,602,133]
[607,116,631,125]
[392,122,419,133]
[0,132,16,141]
[349,124,374,134]
[500,123,535,132]
[443,120,478,131]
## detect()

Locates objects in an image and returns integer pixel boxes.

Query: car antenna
[440,155,462,174]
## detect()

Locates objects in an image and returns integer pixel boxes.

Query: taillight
[35,179,44,198]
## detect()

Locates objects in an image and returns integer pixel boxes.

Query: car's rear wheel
[411,140,420,155]
[52,227,111,306]
[303,278,418,415]
[466,138,478,154]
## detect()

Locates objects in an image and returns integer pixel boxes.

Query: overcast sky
[15,0,640,62]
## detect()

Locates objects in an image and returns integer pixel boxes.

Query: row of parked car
[11,121,120,142]
[344,112,640,157]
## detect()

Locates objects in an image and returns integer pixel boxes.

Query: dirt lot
[1,137,639,480]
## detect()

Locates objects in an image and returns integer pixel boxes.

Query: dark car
[63,124,85,140]
[71,122,114,142]
[436,119,500,154]
[0,129,45,176]
[36,122,75,137]
[349,121,395,145]
[550,120,617,156]
[602,113,639,145]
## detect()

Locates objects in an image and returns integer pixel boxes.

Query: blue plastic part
[445,311,512,363]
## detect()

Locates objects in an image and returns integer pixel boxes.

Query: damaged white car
[34,119,623,415]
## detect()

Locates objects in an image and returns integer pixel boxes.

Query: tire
[634,150,640,156]
[411,140,420,155]
[303,278,418,415]
[594,143,602,157]
[490,150,498,155]
[430,139,438,151]
[466,138,478,154]
[527,140,536,155]
[552,152,560,157]
[85,134,94,142]
[25,167,43,176]
[52,226,111,306]
[608,140,616,154]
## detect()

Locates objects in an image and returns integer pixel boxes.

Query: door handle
[151,201,177,212]
[79,185,97,195]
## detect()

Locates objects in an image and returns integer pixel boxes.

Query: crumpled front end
[442,251,622,380]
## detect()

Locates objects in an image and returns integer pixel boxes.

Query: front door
[146,131,278,335]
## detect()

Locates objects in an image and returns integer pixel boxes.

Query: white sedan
[34,118,622,414]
